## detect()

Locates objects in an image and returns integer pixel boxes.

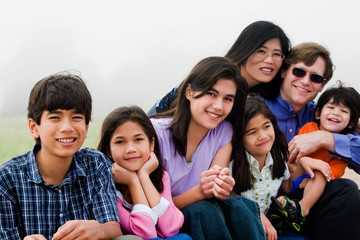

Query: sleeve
[155,171,184,238]
[92,154,120,223]
[328,157,348,179]
[0,178,24,239]
[155,87,179,113]
[218,120,233,147]
[332,132,360,174]
[117,198,158,239]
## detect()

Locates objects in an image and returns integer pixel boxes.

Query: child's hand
[138,152,159,175]
[212,167,235,199]
[112,162,137,185]
[260,211,277,240]
[52,220,103,240]
[199,166,221,198]
[24,234,47,240]
[299,156,332,181]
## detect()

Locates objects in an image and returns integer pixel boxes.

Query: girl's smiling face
[186,78,236,132]
[243,113,275,162]
[110,120,154,172]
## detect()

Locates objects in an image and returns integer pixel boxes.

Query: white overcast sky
[0,0,359,117]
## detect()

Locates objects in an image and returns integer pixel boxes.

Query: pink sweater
[116,171,184,239]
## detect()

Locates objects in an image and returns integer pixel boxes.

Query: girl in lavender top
[150,56,265,240]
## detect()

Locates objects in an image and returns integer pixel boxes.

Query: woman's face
[240,38,283,89]
[186,78,236,132]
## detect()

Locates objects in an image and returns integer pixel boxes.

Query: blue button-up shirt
[261,94,360,173]
[0,146,120,240]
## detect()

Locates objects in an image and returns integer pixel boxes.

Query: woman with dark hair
[150,56,265,239]
[148,20,291,114]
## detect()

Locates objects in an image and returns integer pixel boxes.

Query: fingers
[212,175,235,199]
[303,165,315,178]
[24,235,47,240]
[265,225,278,240]
[52,221,77,240]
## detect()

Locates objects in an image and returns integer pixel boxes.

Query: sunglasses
[291,67,325,84]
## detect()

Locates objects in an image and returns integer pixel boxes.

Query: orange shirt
[298,122,347,179]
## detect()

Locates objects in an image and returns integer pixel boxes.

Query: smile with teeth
[260,67,273,72]
[294,85,310,93]
[57,138,76,143]
[328,118,340,123]
[207,111,221,118]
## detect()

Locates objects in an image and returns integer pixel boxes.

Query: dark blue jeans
[180,197,265,240]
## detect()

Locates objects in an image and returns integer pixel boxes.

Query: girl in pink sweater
[98,106,190,240]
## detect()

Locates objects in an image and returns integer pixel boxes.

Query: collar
[26,145,86,185]
[274,94,315,120]
[246,151,274,169]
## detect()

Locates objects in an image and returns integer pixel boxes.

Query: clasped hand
[200,165,235,199]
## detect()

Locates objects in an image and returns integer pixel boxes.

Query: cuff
[152,197,170,217]
[132,204,158,224]
[332,133,351,159]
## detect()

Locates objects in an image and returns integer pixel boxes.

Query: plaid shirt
[0,145,120,240]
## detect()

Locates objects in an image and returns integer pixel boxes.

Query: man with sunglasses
[261,42,360,239]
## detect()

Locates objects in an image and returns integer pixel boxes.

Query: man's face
[280,56,326,112]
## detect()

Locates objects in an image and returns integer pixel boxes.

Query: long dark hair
[225,20,291,99]
[232,97,288,194]
[98,106,164,192]
[154,56,248,159]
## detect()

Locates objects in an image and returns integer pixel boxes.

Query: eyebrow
[259,45,282,52]
[113,133,145,139]
[48,110,62,115]
[47,109,82,114]
[244,120,271,134]
[210,88,235,99]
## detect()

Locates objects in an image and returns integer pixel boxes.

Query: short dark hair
[28,72,92,125]
[316,81,360,134]
[98,106,164,193]
[27,72,92,144]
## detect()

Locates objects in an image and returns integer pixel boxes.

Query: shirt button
[259,179,262,181]
[289,129,293,133]
[59,213,64,218]
[58,190,62,194]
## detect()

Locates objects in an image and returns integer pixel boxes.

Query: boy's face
[318,99,351,133]
[29,109,89,162]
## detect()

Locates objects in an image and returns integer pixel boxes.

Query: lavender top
[151,118,233,197]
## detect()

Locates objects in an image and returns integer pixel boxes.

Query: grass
[0,116,103,163]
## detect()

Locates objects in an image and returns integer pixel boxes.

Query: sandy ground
[343,167,360,188]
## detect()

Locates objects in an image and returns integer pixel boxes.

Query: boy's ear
[29,118,40,139]
[150,137,155,152]
[85,124,89,138]
[185,84,192,100]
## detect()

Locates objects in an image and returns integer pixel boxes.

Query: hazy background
[2,0,360,179]
[1,0,360,119]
